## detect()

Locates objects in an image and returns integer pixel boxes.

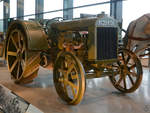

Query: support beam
[17,0,24,19]
[35,0,44,20]
[110,0,123,28]
[3,0,10,32]
[63,0,73,20]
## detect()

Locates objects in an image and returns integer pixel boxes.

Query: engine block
[46,13,119,62]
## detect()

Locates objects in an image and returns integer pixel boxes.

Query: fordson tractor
[3,13,142,105]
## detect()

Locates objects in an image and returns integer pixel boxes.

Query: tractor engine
[44,13,119,65]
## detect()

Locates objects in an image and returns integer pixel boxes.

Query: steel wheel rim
[110,49,142,93]
[54,52,85,105]
[7,29,26,80]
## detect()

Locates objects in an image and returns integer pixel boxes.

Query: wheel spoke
[116,75,123,85]
[126,55,131,64]
[129,64,136,70]
[11,36,18,49]
[16,61,21,79]
[115,75,123,85]
[71,86,77,98]
[67,63,74,75]
[66,80,78,90]
[71,74,78,79]
[113,71,119,76]
[123,76,127,89]
[10,59,18,72]
[126,70,137,77]
[18,32,22,49]
[121,52,125,64]
[21,47,25,54]
[127,74,134,85]
[20,60,25,70]
[63,83,69,97]
[7,51,17,56]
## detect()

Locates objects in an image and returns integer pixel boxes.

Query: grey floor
[0,64,150,113]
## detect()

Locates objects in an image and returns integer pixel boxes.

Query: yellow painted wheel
[7,28,39,84]
[7,29,27,82]
[109,48,143,93]
[53,52,86,105]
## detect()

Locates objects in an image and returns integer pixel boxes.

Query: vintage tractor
[4,13,143,105]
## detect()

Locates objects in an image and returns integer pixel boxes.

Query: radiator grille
[97,27,117,60]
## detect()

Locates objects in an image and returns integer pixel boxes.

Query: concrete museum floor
[0,60,150,113]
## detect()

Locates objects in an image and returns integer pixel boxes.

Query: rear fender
[5,20,49,59]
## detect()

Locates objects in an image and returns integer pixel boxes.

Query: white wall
[73,0,110,18]
[123,0,150,29]
[10,0,17,18]
[44,0,63,19]
[24,0,35,20]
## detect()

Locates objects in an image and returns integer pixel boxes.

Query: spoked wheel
[7,29,27,82]
[109,48,143,93]
[53,52,86,105]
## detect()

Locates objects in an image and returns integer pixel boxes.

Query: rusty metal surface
[49,14,119,61]
[51,17,97,31]
[23,21,49,51]
[6,20,49,51]
[6,28,41,83]
[22,52,41,78]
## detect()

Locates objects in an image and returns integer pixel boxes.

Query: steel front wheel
[109,48,143,93]
[53,52,86,105]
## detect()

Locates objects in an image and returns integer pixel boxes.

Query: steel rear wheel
[7,29,27,82]
[7,28,40,84]
[109,48,143,93]
[53,52,86,105]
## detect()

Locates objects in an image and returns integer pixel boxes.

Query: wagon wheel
[53,52,86,105]
[109,48,143,93]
